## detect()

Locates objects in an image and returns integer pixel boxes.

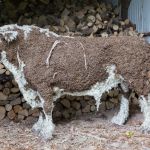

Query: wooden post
[121,0,131,19]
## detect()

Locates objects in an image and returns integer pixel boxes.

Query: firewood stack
[47,3,139,37]
[0,63,40,122]
[0,1,142,37]
[7,1,140,37]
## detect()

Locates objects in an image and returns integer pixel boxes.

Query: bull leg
[139,95,150,132]
[32,108,55,140]
[111,95,129,125]
[32,84,55,140]
[111,83,130,125]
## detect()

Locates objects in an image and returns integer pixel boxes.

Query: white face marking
[0,24,60,42]
[0,24,75,43]
[0,31,18,42]
[0,24,32,41]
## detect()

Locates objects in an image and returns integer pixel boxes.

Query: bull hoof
[140,122,150,134]
[111,116,125,125]
[32,114,55,140]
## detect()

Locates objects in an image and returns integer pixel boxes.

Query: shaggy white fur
[0,31,18,42]
[0,24,32,40]
[111,95,129,125]
[139,95,150,132]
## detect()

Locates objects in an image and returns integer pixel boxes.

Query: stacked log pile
[0,1,141,37]
[0,63,40,122]
[48,3,139,37]
[53,90,139,122]
[52,91,120,122]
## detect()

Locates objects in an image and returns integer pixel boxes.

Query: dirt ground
[0,109,149,150]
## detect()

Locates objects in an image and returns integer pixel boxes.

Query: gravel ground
[0,110,149,150]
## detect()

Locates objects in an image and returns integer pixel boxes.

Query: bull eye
[52,92,56,96]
